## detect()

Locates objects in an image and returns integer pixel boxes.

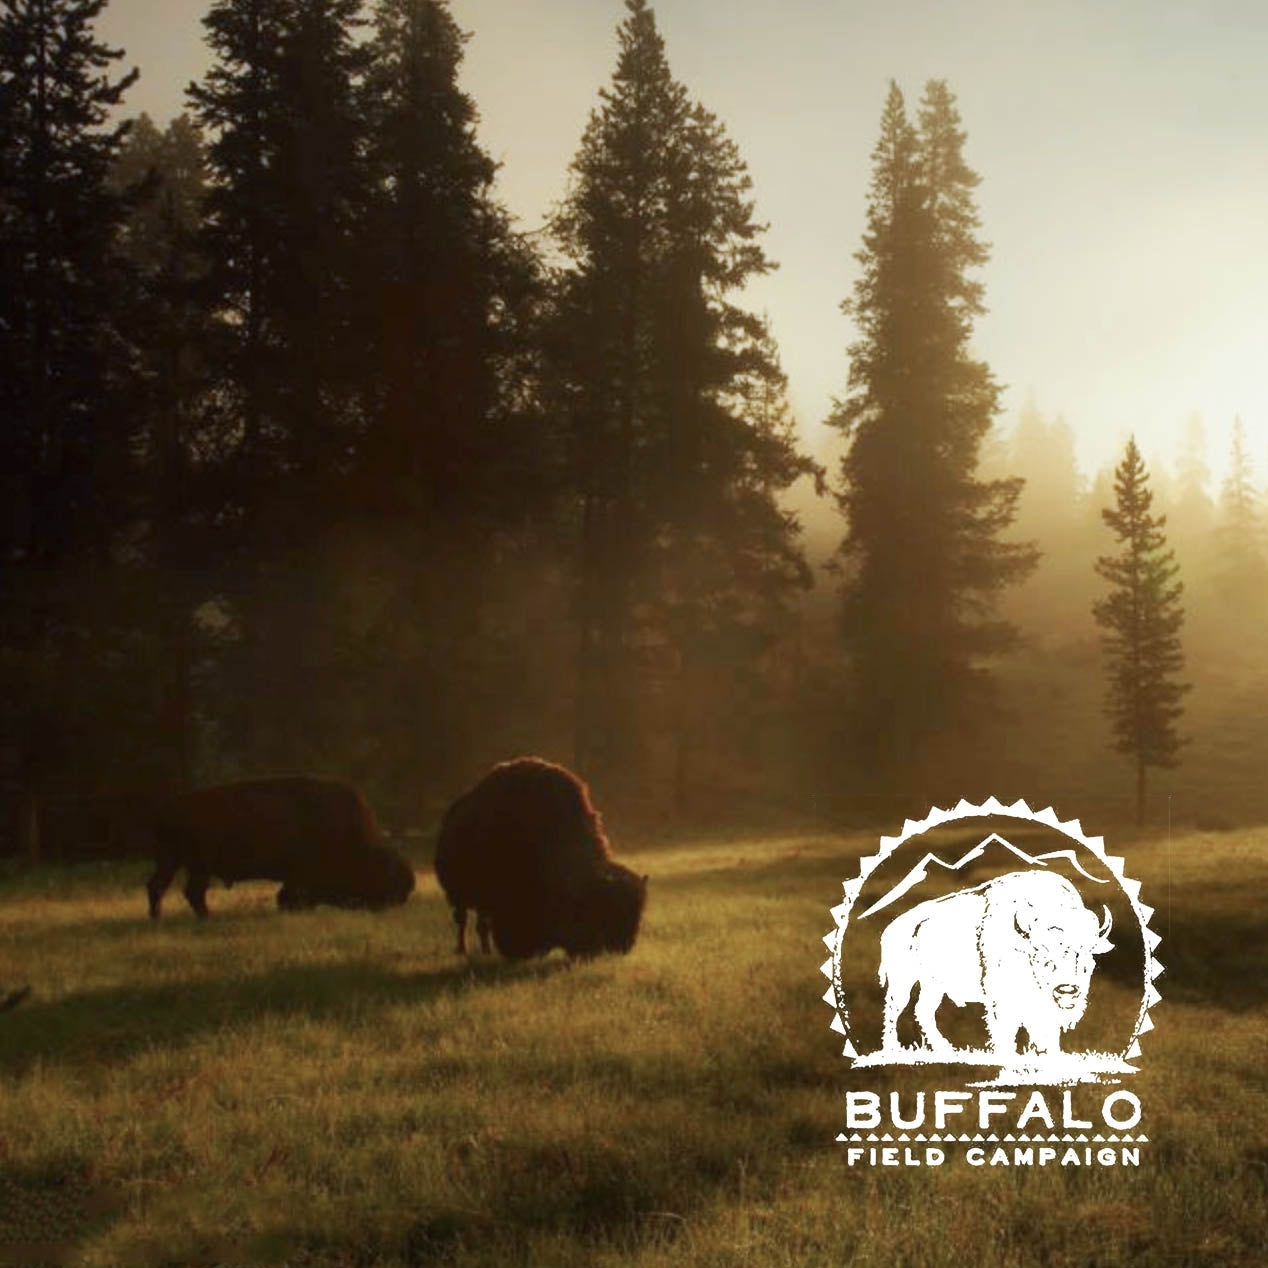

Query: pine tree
[1010,397,1082,533]
[185,0,285,492]
[187,0,373,772]
[1171,412,1213,554]
[1215,414,1266,600]
[1093,437,1188,826]
[552,0,815,796]
[0,0,137,563]
[360,0,529,518]
[341,0,550,802]
[111,114,205,271]
[1003,398,1093,640]
[551,0,689,780]
[827,80,1035,801]
[110,112,210,788]
[272,0,369,479]
[188,0,367,514]
[0,0,138,852]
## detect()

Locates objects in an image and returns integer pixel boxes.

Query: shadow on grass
[654,850,853,899]
[2,957,862,1266]
[0,1158,125,1267]
[0,954,570,1080]
[1093,883,1268,1012]
[158,1064,855,1268]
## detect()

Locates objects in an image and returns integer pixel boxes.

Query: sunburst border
[820,797,1164,1065]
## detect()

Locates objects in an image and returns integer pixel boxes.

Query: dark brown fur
[434,757,647,959]
[147,777,414,918]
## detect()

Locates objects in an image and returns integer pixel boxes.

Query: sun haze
[97,0,1268,483]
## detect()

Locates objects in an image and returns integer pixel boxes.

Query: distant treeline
[2,0,1265,859]
[976,407,1268,827]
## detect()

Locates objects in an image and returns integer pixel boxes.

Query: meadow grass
[0,828,1264,1266]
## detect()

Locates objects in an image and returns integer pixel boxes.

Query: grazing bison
[434,757,647,959]
[878,870,1114,1057]
[147,777,415,919]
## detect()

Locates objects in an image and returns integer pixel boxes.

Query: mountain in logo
[857,832,1110,921]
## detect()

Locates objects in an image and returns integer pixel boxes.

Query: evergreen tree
[0,0,137,563]
[185,0,289,499]
[552,0,815,797]
[1144,446,1176,514]
[344,0,551,802]
[1215,414,1266,600]
[1010,397,1082,532]
[110,112,210,788]
[1002,398,1094,642]
[188,0,368,512]
[187,0,373,773]
[1171,411,1214,564]
[1093,437,1188,826]
[360,0,535,518]
[0,0,138,850]
[111,113,205,273]
[827,80,1035,802]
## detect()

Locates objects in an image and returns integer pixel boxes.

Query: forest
[3,0,1266,861]
[4,4,1268,1266]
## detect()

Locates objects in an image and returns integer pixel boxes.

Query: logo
[822,798,1162,1168]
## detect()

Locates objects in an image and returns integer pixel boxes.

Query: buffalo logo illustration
[879,871,1114,1058]
[823,799,1163,1085]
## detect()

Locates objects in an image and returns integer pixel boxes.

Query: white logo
[823,799,1163,1088]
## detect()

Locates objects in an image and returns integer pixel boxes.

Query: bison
[878,870,1113,1057]
[147,777,415,919]
[434,757,647,959]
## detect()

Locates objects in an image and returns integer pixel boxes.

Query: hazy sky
[97,0,1268,487]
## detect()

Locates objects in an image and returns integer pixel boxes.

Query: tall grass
[0,830,1264,1265]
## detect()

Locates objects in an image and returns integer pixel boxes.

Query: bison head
[283,845,416,911]
[562,863,648,958]
[380,847,417,906]
[353,844,416,908]
[489,864,649,960]
[1014,897,1113,1029]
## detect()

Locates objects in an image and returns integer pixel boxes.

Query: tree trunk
[157,601,193,791]
[17,788,41,866]
[673,691,692,819]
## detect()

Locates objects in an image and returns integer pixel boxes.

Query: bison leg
[182,867,211,919]
[452,905,469,955]
[277,885,314,911]
[476,911,492,955]
[913,986,952,1052]
[147,860,179,920]
[881,975,914,1050]
[984,1003,1023,1057]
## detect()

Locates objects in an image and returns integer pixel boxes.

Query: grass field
[0,826,1265,1266]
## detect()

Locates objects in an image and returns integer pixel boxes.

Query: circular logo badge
[822,798,1163,1085]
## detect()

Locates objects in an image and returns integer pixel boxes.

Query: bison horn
[1099,905,1112,938]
